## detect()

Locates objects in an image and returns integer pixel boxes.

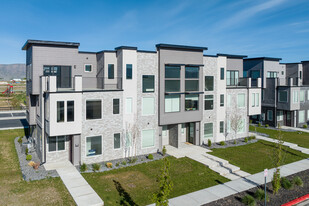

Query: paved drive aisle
[44,161,103,206]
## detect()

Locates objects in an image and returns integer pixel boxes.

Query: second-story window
[204,95,213,110]
[220,94,224,107]
[237,93,245,108]
[185,94,199,111]
[220,68,225,80]
[165,66,180,92]
[86,100,102,120]
[227,70,239,86]
[267,72,277,78]
[142,75,155,93]
[293,91,299,103]
[113,99,120,114]
[278,91,288,102]
[108,64,114,79]
[57,101,64,122]
[205,76,214,91]
[126,64,132,79]
[85,64,92,72]
[67,101,74,122]
[185,66,199,91]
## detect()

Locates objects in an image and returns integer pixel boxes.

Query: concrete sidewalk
[280,125,309,133]
[148,158,309,206]
[44,161,103,206]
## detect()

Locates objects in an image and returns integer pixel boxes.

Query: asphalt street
[0,118,28,129]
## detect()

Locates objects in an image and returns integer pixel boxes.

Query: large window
[267,110,273,121]
[43,65,72,88]
[142,75,155,93]
[220,121,224,133]
[165,95,180,113]
[293,91,299,103]
[126,64,132,79]
[48,136,65,152]
[278,91,288,102]
[220,94,224,107]
[142,129,155,148]
[126,98,132,114]
[185,94,199,111]
[204,123,213,138]
[220,68,224,80]
[113,99,120,114]
[300,91,305,102]
[165,66,180,92]
[86,100,102,120]
[57,101,64,122]
[237,93,245,108]
[114,133,121,149]
[227,70,239,86]
[204,95,214,110]
[277,111,283,121]
[238,119,245,133]
[252,93,259,107]
[108,64,114,79]
[67,101,74,122]
[165,80,180,92]
[267,71,277,78]
[86,136,102,156]
[299,110,305,123]
[185,66,199,91]
[165,66,180,78]
[142,97,155,115]
[85,64,92,72]
[205,76,214,91]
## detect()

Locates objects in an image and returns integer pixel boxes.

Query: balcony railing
[82,77,122,90]
[277,77,301,86]
[226,77,261,88]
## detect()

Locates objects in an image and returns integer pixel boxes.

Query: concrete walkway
[251,132,309,155]
[148,158,309,206]
[44,161,103,206]
[166,144,251,180]
[281,125,309,133]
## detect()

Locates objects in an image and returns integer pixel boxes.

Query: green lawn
[250,125,309,148]
[0,129,74,205]
[83,156,229,206]
[210,140,309,174]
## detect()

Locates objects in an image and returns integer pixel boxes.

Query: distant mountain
[0,64,26,80]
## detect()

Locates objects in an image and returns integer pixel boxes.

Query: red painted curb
[281,194,309,206]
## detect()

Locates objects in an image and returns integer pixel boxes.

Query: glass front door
[186,123,195,144]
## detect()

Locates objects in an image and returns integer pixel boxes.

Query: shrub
[18,137,22,144]
[162,146,167,156]
[106,162,113,168]
[92,163,101,172]
[25,148,29,155]
[254,189,269,201]
[303,124,308,128]
[265,124,269,128]
[148,154,154,160]
[220,141,225,146]
[293,176,303,187]
[121,160,127,165]
[244,137,248,143]
[241,195,256,206]
[116,162,120,167]
[281,177,293,190]
[26,155,32,161]
[233,140,237,144]
[258,123,261,127]
[250,135,256,140]
[80,163,87,172]
[208,139,212,147]
[128,158,137,164]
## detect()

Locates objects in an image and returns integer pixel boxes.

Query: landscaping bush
[265,124,269,128]
[162,146,167,156]
[254,188,269,201]
[220,141,225,146]
[258,123,261,127]
[148,154,154,160]
[26,155,32,161]
[92,163,101,172]
[80,163,87,172]
[303,124,308,128]
[233,140,237,145]
[106,162,113,168]
[208,139,212,147]
[244,137,248,143]
[18,137,22,144]
[281,177,293,190]
[250,135,256,140]
[116,162,120,167]
[241,195,256,206]
[25,148,29,155]
[128,157,137,164]
[121,160,127,165]
[293,176,303,187]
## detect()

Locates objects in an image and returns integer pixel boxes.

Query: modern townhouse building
[22,40,261,166]
[244,58,309,128]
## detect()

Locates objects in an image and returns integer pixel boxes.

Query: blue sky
[1,0,309,64]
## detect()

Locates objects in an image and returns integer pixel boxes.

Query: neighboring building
[22,40,261,165]
[244,58,309,128]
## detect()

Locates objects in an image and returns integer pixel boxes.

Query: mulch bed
[204,169,309,206]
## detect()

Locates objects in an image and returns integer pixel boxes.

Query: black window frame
[86,100,102,120]
[204,95,214,110]
[220,121,224,133]
[113,99,120,114]
[205,76,214,91]
[108,64,114,79]
[126,64,132,79]
[67,101,74,122]
[220,68,224,80]
[114,133,121,149]
[220,94,224,107]
[57,101,64,122]
[142,75,155,93]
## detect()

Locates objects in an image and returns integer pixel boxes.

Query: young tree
[271,124,285,194]
[230,107,243,141]
[153,158,173,206]
[123,117,139,159]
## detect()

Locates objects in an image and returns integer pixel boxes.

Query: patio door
[186,123,195,144]
[285,111,292,126]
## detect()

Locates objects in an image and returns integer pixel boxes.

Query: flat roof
[22,39,80,50]
[217,53,248,58]
[156,43,208,51]
[244,57,282,61]
[114,46,137,50]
